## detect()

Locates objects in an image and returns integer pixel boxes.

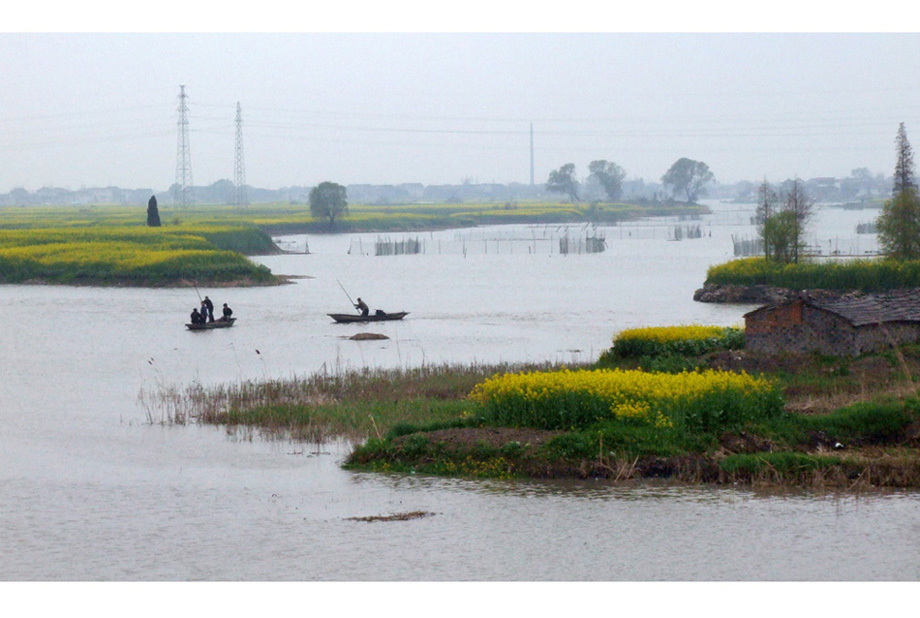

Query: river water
[2,201,917,582]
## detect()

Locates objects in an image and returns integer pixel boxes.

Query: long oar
[336,279,358,312]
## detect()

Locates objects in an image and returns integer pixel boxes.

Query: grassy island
[705,256,920,292]
[0,224,278,286]
[0,200,705,286]
[142,324,920,489]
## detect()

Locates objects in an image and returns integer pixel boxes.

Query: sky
[2,4,920,193]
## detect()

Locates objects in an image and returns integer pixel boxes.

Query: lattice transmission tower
[233,102,248,207]
[175,85,194,207]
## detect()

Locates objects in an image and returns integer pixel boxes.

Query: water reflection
[3,204,920,580]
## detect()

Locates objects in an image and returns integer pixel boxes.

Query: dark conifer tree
[893,122,916,196]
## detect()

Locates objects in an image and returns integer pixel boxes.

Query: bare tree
[782,179,814,263]
[755,179,778,260]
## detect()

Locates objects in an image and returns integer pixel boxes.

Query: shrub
[610,325,744,359]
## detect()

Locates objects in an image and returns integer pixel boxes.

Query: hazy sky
[3,11,920,192]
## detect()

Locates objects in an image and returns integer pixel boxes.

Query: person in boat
[190,307,203,325]
[355,297,369,317]
[219,303,233,322]
[203,296,215,322]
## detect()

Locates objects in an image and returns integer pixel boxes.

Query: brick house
[744,290,920,356]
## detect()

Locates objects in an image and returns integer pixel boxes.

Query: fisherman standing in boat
[355,297,369,317]
[203,296,215,322]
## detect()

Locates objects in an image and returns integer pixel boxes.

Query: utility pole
[233,102,248,207]
[175,85,194,207]
[530,122,534,187]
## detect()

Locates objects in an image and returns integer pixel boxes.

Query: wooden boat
[327,311,408,324]
[186,317,236,330]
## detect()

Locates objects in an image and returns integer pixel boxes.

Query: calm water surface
[2,202,916,581]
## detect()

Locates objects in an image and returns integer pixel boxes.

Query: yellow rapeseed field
[469,367,781,431]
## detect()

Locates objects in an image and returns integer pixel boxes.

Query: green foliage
[588,160,626,202]
[719,452,843,475]
[309,181,348,225]
[0,225,276,285]
[877,188,920,260]
[610,326,745,359]
[706,256,920,292]
[661,158,714,203]
[470,367,785,434]
[546,163,579,202]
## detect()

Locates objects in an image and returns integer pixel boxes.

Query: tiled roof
[809,290,920,327]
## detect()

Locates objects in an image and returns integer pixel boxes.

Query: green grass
[0,224,277,285]
[705,256,920,291]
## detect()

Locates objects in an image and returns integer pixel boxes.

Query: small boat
[186,318,236,330]
[327,311,408,324]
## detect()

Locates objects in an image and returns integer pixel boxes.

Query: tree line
[750,122,918,265]
[545,157,714,204]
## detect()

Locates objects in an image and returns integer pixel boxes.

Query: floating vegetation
[346,511,435,523]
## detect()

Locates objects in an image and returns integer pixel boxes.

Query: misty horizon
[2,32,919,194]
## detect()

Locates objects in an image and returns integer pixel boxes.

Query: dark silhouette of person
[190,308,203,324]
[355,297,369,316]
[221,303,233,321]
[147,195,161,227]
[203,296,214,322]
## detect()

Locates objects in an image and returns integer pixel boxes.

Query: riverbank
[697,256,920,303]
[142,342,920,489]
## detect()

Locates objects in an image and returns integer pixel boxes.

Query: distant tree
[587,160,626,202]
[782,178,815,264]
[754,180,778,260]
[877,189,920,260]
[546,163,579,202]
[309,181,348,226]
[877,123,920,260]
[763,210,797,263]
[893,122,916,196]
[758,179,813,264]
[146,195,161,227]
[661,158,714,204]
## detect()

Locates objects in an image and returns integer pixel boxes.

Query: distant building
[744,291,920,356]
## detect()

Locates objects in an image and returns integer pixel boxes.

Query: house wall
[853,322,920,355]
[745,302,857,355]
[746,303,920,356]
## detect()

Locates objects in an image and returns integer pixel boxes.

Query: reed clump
[139,362,569,443]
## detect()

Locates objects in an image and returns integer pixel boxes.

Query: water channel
[2,202,917,582]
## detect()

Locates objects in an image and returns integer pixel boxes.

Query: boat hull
[186,318,236,330]
[327,312,408,323]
